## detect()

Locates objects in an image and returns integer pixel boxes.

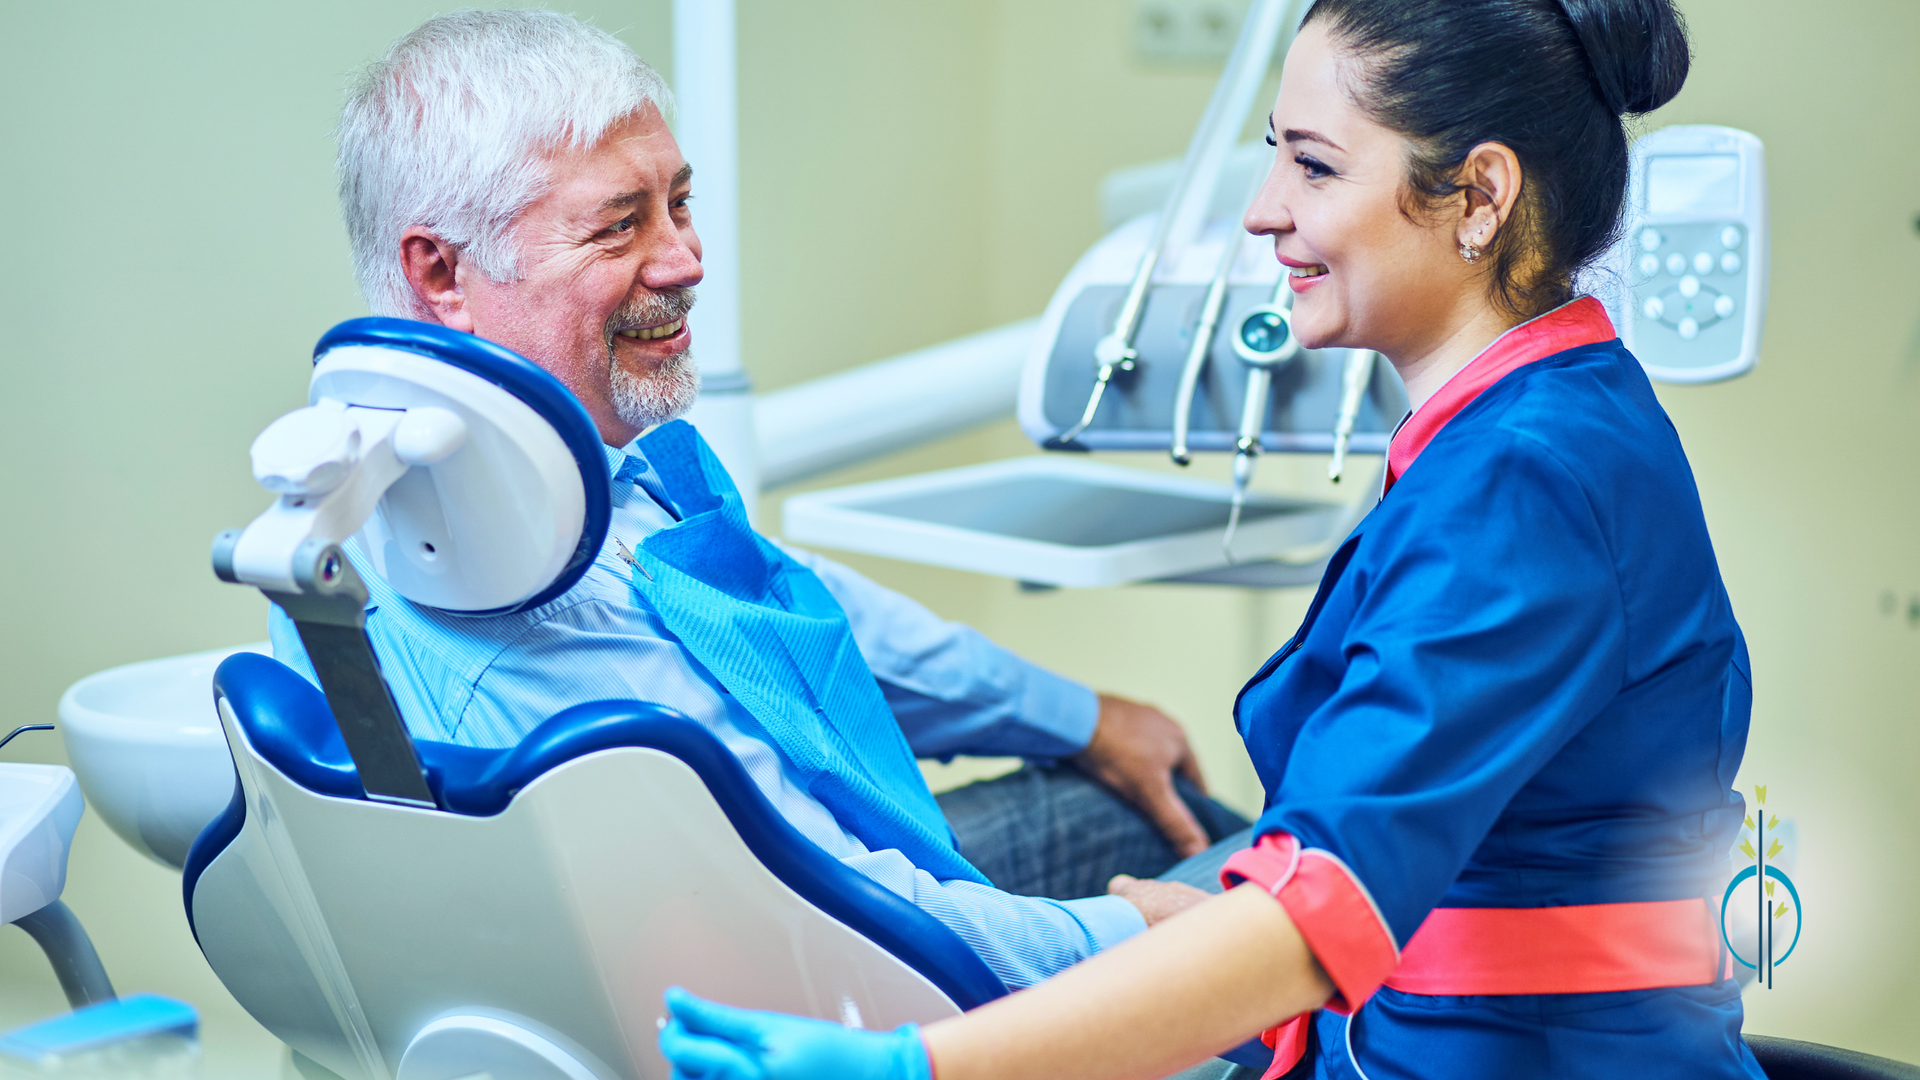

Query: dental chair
[187,320,1008,1080]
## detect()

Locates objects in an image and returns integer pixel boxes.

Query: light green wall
[1,0,1916,1072]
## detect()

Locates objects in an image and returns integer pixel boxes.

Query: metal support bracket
[223,537,437,809]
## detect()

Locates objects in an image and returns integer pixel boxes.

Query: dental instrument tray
[782,457,1341,589]
[1020,218,1410,455]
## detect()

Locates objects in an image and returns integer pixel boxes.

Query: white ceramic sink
[57,645,269,870]
[0,764,83,924]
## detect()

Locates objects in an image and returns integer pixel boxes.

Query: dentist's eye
[1266,133,1277,147]
[1295,154,1334,180]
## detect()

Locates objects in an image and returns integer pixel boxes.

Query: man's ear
[1454,142,1524,253]
[399,228,475,331]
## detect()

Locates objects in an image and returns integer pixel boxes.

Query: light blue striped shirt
[268,439,1146,988]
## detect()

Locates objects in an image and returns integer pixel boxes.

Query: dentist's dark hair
[1300,0,1691,316]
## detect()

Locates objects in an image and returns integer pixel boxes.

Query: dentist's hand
[1073,694,1211,859]
[658,988,933,1080]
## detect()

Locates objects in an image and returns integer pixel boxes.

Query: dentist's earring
[1460,225,1489,263]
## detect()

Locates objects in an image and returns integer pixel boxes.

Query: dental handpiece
[1047,251,1157,450]
[1222,279,1301,561]
[1171,234,1247,466]
[1327,350,1376,482]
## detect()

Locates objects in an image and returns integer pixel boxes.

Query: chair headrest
[310,318,612,614]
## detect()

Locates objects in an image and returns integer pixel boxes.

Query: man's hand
[1071,694,1211,858]
[1107,874,1211,926]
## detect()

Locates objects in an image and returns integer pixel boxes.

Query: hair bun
[1556,0,1691,114]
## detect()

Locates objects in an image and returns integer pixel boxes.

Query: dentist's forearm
[920,884,1332,1080]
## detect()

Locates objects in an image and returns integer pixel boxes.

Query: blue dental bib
[626,421,986,886]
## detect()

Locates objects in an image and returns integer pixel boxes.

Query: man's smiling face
[405,104,704,446]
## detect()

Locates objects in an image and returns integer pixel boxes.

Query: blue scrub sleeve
[1256,432,1629,948]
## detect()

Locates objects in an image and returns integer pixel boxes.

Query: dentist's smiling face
[1244,23,1477,361]
[403,104,704,447]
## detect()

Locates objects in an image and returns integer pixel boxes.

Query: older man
[274,9,1245,989]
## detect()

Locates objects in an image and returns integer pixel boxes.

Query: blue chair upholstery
[186,652,1011,1012]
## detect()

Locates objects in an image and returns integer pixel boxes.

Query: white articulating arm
[226,399,466,594]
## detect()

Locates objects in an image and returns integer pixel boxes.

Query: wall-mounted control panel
[1612,125,1768,383]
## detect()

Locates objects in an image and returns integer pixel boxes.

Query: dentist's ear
[399,227,477,333]
[1452,141,1524,255]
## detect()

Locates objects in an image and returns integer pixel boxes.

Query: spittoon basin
[57,644,269,870]
[0,764,84,924]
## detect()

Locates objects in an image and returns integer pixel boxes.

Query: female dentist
[660,0,1763,1077]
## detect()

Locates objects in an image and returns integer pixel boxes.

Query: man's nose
[640,223,703,291]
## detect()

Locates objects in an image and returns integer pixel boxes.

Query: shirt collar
[1385,296,1615,491]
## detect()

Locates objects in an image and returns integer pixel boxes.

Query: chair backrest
[185,653,1008,1080]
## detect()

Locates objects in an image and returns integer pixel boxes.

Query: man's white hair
[338,9,672,317]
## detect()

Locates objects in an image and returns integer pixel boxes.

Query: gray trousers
[937,766,1264,1080]
[936,763,1250,900]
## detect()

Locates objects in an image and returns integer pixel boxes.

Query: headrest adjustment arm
[254,542,437,809]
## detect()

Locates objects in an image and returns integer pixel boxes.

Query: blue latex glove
[658,987,933,1080]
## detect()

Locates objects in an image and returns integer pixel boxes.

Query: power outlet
[1134,0,1248,65]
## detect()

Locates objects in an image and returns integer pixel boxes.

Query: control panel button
[1693,252,1714,274]
[1641,228,1663,251]
[1719,225,1742,249]
[1678,317,1699,340]
[1644,296,1665,320]
[1679,275,1700,298]
[1714,294,1736,318]
[1665,253,1686,275]
[1639,253,1660,276]
[1720,252,1741,274]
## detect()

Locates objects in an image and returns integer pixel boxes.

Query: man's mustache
[606,287,696,338]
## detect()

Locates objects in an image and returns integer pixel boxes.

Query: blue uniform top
[1234,301,1764,1079]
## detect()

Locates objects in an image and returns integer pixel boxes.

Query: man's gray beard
[605,288,702,430]
[610,344,701,429]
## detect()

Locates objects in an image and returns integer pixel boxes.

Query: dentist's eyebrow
[1284,128,1345,152]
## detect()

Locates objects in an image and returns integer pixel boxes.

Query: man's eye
[609,216,635,233]
[1295,154,1333,180]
